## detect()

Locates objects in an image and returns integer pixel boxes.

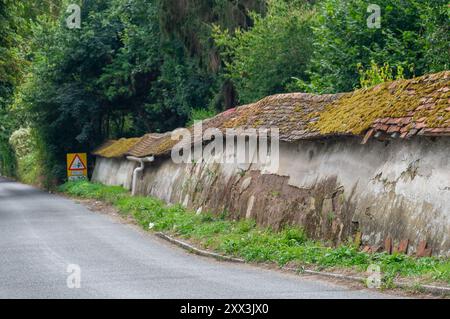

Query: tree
[214,0,315,104]
[306,0,450,93]
[1,1,28,176]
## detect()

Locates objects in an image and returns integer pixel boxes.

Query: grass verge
[59,181,450,288]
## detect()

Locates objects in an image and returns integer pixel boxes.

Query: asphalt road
[0,177,397,299]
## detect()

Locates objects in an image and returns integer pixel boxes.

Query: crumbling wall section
[93,137,450,255]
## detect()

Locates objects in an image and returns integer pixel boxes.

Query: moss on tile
[310,71,450,135]
[94,137,142,158]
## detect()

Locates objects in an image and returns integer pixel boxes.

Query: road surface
[0,177,397,299]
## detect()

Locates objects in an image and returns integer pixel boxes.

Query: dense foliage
[214,0,315,104]
[0,0,20,175]
[306,0,450,93]
[0,0,448,183]
[0,0,64,176]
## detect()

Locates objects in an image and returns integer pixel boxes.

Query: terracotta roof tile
[93,71,450,158]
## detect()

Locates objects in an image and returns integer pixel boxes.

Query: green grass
[59,181,450,287]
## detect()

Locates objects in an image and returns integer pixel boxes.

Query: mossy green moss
[310,71,450,135]
[94,137,142,158]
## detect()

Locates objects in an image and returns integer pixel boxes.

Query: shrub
[214,0,315,104]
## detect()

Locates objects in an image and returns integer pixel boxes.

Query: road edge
[155,232,450,297]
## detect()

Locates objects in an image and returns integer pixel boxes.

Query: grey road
[0,177,397,299]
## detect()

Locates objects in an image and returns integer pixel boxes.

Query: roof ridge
[93,71,449,158]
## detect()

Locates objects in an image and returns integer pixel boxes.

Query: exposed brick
[396,239,409,254]
[362,246,372,253]
[416,240,428,257]
[385,237,393,254]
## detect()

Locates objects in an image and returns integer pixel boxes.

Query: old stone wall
[92,137,450,256]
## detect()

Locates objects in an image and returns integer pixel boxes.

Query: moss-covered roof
[311,71,450,139]
[92,137,142,158]
[93,71,449,158]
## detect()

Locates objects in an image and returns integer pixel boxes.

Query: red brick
[416,240,428,257]
[385,237,393,254]
[397,239,409,254]
[362,246,372,253]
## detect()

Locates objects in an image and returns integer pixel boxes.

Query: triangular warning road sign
[69,155,86,171]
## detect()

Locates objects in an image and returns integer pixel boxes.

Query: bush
[214,0,315,104]
[8,128,42,184]
[306,0,450,93]
[9,128,34,159]
[357,60,405,88]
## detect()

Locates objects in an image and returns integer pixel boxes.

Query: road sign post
[67,153,88,181]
